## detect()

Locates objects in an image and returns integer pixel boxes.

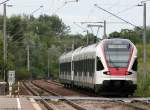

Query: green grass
[135,44,150,96]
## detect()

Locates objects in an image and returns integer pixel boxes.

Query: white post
[9,85,12,96]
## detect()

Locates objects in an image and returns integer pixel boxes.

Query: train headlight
[103,71,110,75]
[126,72,132,75]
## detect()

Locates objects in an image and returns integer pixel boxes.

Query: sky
[0,0,149,38]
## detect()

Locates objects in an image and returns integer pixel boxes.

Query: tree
[109,31,121,38]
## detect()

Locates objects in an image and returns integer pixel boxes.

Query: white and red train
[59,38,137,95]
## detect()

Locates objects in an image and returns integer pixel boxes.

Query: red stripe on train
[108,68,127,76]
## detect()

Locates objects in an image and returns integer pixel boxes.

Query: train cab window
[132,58,138,71]
[97,57,104,71]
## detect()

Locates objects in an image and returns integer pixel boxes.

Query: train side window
[64,63,66,72]
[66,63,67,73]
[89,59,92,76]
[79,61,80,72]
[68,63,69,73]
[74,61,77,76]
[60,63,62,72]
[83,60,85,76]
[132,58,138,71]
[91,59,93,75]
[62,63,63,72]
[69,62,71,73]
[85,59,87,72]
[78,61,80,72]
[87,59,89,72]
[84,60,86,72]
[77,61,78,72]
[93,59,95,73]
[67,63,68,72]
[62,63,64,72]
[97,57,104,71]
[90,59,95,76]
[88,59,91,73]
[89,59,91,73]
[72,61,74,71]
[81,60,83,72]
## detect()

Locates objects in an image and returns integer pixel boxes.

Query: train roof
[59,38,135,62]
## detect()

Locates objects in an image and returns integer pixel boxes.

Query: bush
[16,68,30,80]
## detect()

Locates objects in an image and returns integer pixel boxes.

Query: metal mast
[143,2,147,81]
[3,4,7,80]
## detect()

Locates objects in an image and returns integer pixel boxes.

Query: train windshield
[104,40,132,68]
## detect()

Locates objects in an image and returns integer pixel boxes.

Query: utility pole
[27,45,30,72]
[3,4,7,81]
[72,39,75,50]
[143,2,147,81]
[137,1,147,88]
[103,20,107,39]
[47,48,50,79]
[86,30,89,45]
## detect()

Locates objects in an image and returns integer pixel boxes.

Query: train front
[101,39,137,95]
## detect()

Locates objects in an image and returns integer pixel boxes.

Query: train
[59,38,137,96]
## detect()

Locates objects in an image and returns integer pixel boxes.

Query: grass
[135,44,150,96]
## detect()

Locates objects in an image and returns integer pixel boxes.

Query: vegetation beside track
[135,44,150,97]
[0,14,149,96]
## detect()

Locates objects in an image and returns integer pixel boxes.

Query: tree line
[0,14,149,80]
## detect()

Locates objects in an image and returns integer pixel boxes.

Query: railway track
[33,80,88,96]
[22,80,150,110]
[23,82,53,110]
[23,81,88,110]
[44,80,96,96]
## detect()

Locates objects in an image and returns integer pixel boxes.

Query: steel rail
[31,80,150,110]
[20,82,33,95]
[22,82,54,110]
[31,81,88,110]
[44,80,94,97]
[45,80,63,87]
[114,100,149,110]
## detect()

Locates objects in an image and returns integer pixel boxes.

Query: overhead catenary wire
[52,0,78,14]
[96,0,142,23]
[0,0,10,5]
[31,6,44,15]
[94,4,141,29]
[53,3,67,14]
[105,4,137,20]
